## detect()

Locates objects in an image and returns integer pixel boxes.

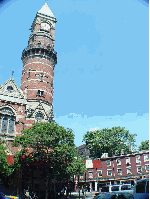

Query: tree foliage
[138,140,149,151]
[83,126,137,158]
[12,122,86,182]
[0,138,13,177]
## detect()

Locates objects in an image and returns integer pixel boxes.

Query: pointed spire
[38,2,55,18]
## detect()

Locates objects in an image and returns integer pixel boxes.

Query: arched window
[0,107,16,136]
[35,112,44,123]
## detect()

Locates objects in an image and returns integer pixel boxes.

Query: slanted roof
[38,3,55,18]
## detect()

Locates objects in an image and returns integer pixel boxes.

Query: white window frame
[126,157,130,165]
[137,166,142,174]
[135,155,141,163]
[116,158,121,165]
[126,167,132,175]
[107,169,112,176]
[107,160,111,166]
[144,154,149,162]
[117,168,122,175]
[145,164,149,173]
[88,172,93,178]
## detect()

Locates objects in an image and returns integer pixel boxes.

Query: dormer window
[7,86,13,92]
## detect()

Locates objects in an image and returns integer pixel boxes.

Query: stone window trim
[0,109,16,136]
[0,105,18,121]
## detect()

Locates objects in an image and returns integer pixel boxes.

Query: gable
[0,78,26,104]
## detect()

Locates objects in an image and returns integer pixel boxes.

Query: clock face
[41,22,50,31]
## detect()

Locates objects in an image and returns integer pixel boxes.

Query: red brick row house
[75,150,149,192]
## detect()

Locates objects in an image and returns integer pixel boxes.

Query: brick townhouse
[75,150,149,192]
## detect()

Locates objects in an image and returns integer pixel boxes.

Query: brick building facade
[0,3,57,154]
[76,151,149,192]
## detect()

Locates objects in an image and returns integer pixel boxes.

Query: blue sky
[0,0,149,148]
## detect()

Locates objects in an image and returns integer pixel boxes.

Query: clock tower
[21,3,57,127]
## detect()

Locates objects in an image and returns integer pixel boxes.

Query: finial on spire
[12,71,14,77]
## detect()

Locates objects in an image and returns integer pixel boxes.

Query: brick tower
[21,3,57,127]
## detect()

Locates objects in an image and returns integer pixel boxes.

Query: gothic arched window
[35,112,44,123]
[0,107,16,136]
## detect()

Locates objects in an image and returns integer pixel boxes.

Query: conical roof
[38,3,55,18]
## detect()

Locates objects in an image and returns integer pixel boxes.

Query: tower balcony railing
[22,43,57,55]
[21,43,57,64]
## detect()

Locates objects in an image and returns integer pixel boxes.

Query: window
[116,158,121,165]
[112,186,119,191]
[98,170,102,177]
[0,108,16,137]
[1,117,8,133]
[144,154,149,162]
[101,186,109,192]
[80,175,83,179]
[117,168,122,175]
[137,166,142,174]
[136,181,146,193]
[126,157,130,165]
[136,155,141,163]
[37,90,44,97]
[127,167,131,175]
[7,86,13,92]
[88,172,93,178]
[40,73,44,82]
[121,185,131,190]
[35,113,44,123]
[28,69,30,77]
[145,165,149,173]
[107,160,111,166]
[8,118,15,134]
[107,170,112,176]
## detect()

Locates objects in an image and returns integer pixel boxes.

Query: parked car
[101,184,133,194]
[94,192,133,199]
[133,178,149,199]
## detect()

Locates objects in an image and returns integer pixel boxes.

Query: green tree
[0,138,14,185]
[12,122,86,199]
[138,140,149,151]
[83,126,137,158]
